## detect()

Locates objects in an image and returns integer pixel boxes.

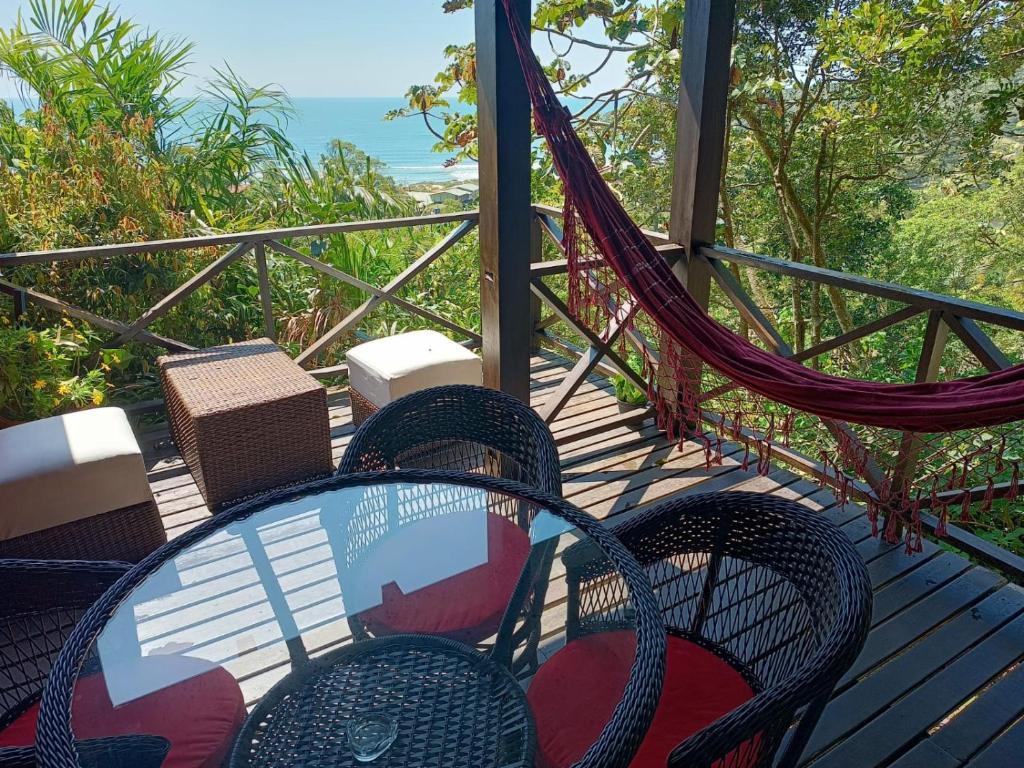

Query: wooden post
[476,0,533,402]
[660,0,736,424]
[669,0,735,299]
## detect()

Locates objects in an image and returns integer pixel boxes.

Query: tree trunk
[719,114,751,339]
[742,107,856,333]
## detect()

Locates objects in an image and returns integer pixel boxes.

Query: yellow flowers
[91,390,105,406]
[33,379,46,390]
[57,383,72,396]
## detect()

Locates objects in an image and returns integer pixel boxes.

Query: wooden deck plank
[965,717,1024,768]
[889,740,962,768]
[933,663,1024,765]
[840,566,1005,684]
[803,585,1024,763]
[821,605,1024,767]
[927,661,1024,763]
[138,352,1021,767]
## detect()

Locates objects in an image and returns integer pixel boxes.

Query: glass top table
[36,471,665,768]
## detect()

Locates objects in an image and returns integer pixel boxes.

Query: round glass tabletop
[37,472,665,768]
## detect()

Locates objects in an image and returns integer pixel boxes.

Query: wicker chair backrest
[338,385,562,495]
[0,560,130,729]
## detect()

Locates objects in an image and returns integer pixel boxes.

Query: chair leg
[774,689,832,768]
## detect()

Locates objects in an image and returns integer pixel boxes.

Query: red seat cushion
[357,512,532,644]
[0,655,246,768]
[528,631,759,768]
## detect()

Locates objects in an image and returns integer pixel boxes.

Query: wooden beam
[944,314,1012,371]
[476,0,533,401]
[792,306,923,364]
[307,364,349,380]
[294,220,475,366]
[0,278,193,352]
[533,203,672,245]
[916,310,950,383]
[0,211,479,266]
[695,306,923,405]
[114,241,252,345]
[916,511,1024,583]
[268,238,482,345]
[538,299,636,424]
[530,280,646,391]
[668,0,735,303]
[704,244,1024,332]
[660,0,735,429]
[705,255,789,354]
[530,214,544,351]
[890,310,950,512]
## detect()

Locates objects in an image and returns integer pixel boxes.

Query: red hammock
[501,0,1023,545]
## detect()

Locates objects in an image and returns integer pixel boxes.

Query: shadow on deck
[137,349,1024,768]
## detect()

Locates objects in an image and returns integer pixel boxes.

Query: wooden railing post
[530,213,543,352]
[890,310,950,512]
[12,287,28,326]
[476,0,533,402]
[254,241,275,340]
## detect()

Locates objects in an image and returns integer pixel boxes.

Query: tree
[401,0,1023,354]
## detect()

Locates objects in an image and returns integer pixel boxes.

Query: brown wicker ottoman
[159,338,333,509]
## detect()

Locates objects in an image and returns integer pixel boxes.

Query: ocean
[3,96,476,186]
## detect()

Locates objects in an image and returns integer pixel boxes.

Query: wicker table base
[229,635,535,768]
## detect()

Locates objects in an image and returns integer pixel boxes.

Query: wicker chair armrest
[0,735,169,768]
[561,537,616,578]
[0,559,131,618]
[666,688,793,768]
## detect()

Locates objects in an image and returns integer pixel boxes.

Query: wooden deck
[138,350,1024,768]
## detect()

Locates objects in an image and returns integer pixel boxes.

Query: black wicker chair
[2,559,247,768]
[337,384,562,673]
[0,735,170,768]
[338,384,562,493]
[0,559,161,768]
[532,492,871,768]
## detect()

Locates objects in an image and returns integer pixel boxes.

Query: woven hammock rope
[500,0,1023,549]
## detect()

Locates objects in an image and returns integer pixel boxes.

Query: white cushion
[0,407,154,542]
[346,330,483,408]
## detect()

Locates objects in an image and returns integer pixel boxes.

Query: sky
[0,0,629,100]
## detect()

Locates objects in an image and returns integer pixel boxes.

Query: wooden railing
[529,204,1024,579]
[0,212,480,385]
[3,204,1022,575]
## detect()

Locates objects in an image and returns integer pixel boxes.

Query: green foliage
[611,351,647,406]
[0,0,469,394]
[0,318,113,420]
[0,0,192,145]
